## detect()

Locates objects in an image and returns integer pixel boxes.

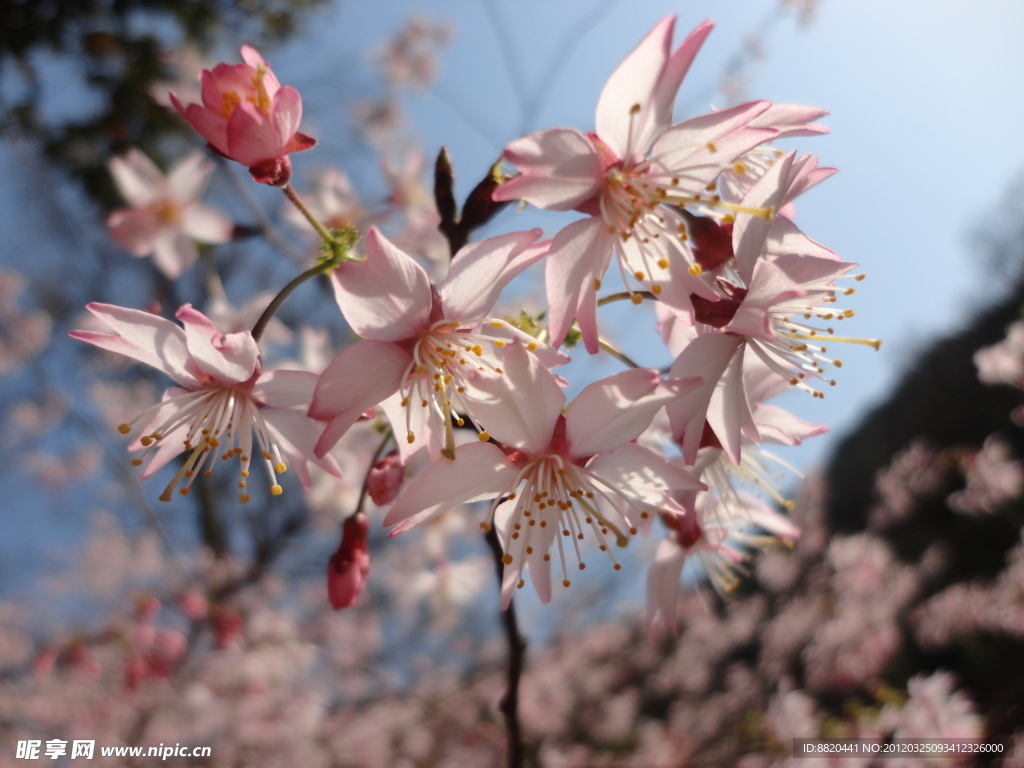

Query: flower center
[117,384,289,503]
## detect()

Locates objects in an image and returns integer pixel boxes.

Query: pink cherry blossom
[327,513,371,610]
[493,17,781,350]
[70,302,340,501]
[646,488,799,639]
[310,226,567,462]
[107,149,232,278]
[383,341,704,608]
[170,45,316,185]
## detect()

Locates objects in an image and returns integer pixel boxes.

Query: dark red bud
[248,155,292,187]
[367,451,404,507]
[327,513,371,610]
[691,294,742,329]
[680,209,734,271]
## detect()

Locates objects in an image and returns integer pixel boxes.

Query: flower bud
[366,451,404,506]
[170,46,315,185]
[327,513,370,610]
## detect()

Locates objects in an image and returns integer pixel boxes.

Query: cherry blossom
[384,341,704,607]
[170,45,316,185]
[107,149,232,278]
[70,302,340,501]
[646,488,799,639]
[309,226,567,461]
[493,17,783,351]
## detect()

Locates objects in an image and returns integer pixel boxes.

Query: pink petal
[176,100,230,157]
[70,303,200,389]
[648,20,714,139]
[494,129,603,210]
[284,132,316,153]
[732,150,796,284]
[705,343,757,464]
[310,340,411,457]
[167,153,214,203]
[262,408,343,488]
[595,16,673,163]
[176,304,259,384]
[766,216,840,261]
[565,369,701,458]
[151,231,197,279]
[771,253,856,285]
[331,227,432,342]
[108,149,164,207]
[465,341,565,455]
[269,86,303,151]
[379,391,429,463]
[586,442,705,510]
[383,441,519,534]
[655,301,698,357]
[750,103,829,138]
[181,205,232,244]
[646,536,686,639]
[438,230,544,323]
[650,101,773,190]
[225,101,281,167]
[253,370,318,408]
[108,209,160,256]
[239,45,266,68]
[479,321,570,371]
[754,403,827,446]
[666,332,744,464]
[544,217,614,352]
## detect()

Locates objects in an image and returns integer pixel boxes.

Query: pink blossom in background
[70,303,340,501]
[107,150,232,278]
[170,46,316,185]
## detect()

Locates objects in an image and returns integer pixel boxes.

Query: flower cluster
[73,16,877,638]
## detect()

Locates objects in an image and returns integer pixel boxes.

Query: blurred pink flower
[107,150,232,278]
[70,302,341,501]
[170,45,316,185]
[367,451,404,506]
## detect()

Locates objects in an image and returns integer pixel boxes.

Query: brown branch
[484,526,527,768]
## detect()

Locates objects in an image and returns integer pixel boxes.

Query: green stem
[597,290,656,307]
[251,260,334,342]
[598,338,641,369]
[282,183,336,245]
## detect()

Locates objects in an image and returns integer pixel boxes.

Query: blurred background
[2,0,1024,765]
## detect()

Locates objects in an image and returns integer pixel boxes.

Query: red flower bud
[366,451,404,506]
[327,513,370,610]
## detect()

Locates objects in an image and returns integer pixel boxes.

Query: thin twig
[217,158,304,263]
[598,338,642,369]
[484,527,527,768]
[355,427,395,515]
[251,259,335,342]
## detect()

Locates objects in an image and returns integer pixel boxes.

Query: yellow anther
[478,431,490,442]
[543,554,550,561]
[494,340,506,347]
[651,284,662,296]
[490,320,504,328]
[833,359,843,368]
[238,481,246,488]
[633,270,645,281]
[657,258,669,269]
[140,436,154,447]
[131,458,143,466]
[241,470,249,477]
[517,579,525,589]
[631,293,643,305]
[479,522,491,531]
[526,546,533,555]
[527,341,537,351]
[688,263,703,277]
[855,274,866,281]
[562,579,571,587]
[613,563,622,571]
[706,141,718,153]
[501,554,513,565]
[271,484,283,496]
[844,287,855,295]
[578,563,586,570]
[274,462,287,474]
[407,431,416,444]
[240,494,251,503]
[179,488,190,496]
[117,424,131,435]
[401,397,410,407]
[629,102,641,114]
[733,162,747,174]
[472,345,483,355]
[593,278,601,290]
[262,451,272,460]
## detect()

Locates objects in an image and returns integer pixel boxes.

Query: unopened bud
[366,451,404,506]
[327,512,371,610]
